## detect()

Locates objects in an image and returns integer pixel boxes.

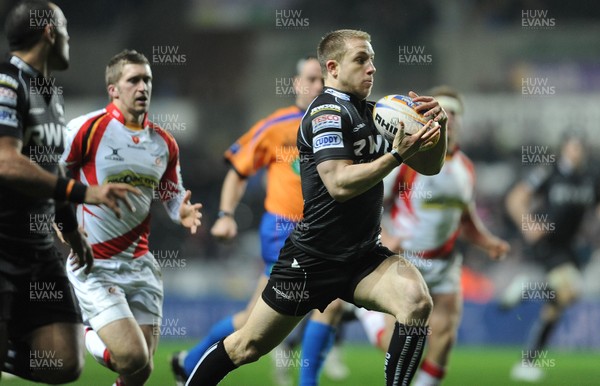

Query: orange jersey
[225,106,304,218]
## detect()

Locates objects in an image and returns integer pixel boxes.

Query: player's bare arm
[460,202,510,260]
[317,120,438,202]
[210,169,248,240]
[401,91,448,175]
[0,136,140,219]
[179,190,203,234]
[505,181,544,243]
[0,136,60,197]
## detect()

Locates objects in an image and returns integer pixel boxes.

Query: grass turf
[2,342,598,385]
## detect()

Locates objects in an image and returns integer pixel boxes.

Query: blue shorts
[260,212,297,276]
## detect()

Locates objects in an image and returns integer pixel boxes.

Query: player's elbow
[0,157,16,184]
[328,187,353,203]
[416,162,443,176]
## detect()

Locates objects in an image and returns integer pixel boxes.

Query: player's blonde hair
[105,49,150,87]
[317,29,371,76]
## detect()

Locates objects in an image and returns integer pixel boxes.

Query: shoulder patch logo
[311,114,341,133]
[313,131,343,152]
[310,104,341,116]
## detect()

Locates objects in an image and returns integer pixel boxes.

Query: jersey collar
[9,55,40,77]
[323,87,366,110]
[105,102,149,128]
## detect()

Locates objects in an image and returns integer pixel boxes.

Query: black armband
[54,204,78,233]
[54,177,87,203]
[390,149,404,165]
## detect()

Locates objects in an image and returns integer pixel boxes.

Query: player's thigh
[228,296,303,358]
[353,255,431,321]
[98,317,149,361]
[309,298,345,325]
[139,324,159,359]
[547,262,582,304]
[28,322,84,370]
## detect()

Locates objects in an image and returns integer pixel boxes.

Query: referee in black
[187,29,448,386]
[0,1,137,383]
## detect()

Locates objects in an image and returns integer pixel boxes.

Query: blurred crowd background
[3,0,600,346]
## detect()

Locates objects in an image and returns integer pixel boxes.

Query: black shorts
[0,247,81,340]
[262,239,392,317]
[532,240,579,272]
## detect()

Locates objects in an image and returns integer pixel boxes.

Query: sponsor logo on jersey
[324,88,350,101]
[311,114,341,133]
[0,106,18,128]
[23,122,64,147]
[310,104,341,116]
[29,107,45,115]
[127,144,147,150]
[104,170,159,189]
[313,131,343,152]
[0,74,18,89]
[104,146,124,161]
[0,86,17,107]
[352,122,366,132]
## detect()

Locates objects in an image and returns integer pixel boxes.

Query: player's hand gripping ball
[373,95,440,151]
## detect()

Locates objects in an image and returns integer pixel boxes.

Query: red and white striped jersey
[385,150,475,257]
[61,103,184,260]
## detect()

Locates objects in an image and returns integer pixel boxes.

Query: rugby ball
[373,95,438,150]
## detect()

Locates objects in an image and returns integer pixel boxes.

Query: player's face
[444,108,462,151]
[47,3,69,71]
[562,138,586,170]
[294,59,323,110]
[109,63,153,122]
[336,38,376,100]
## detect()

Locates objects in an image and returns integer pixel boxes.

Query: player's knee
[403,282,433,321]
[113,348,150,375]
[434,323,457,347]
[36,357,83,384]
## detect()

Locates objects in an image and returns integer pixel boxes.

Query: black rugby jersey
[0,56,66,255]
[526,161,599,244]
[290,87,387,261]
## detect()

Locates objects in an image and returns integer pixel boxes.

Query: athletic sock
[523,318,557,363]
[183,316,234,376]
[385,322,428,386]
[186,340,236,386]
[84,327,113,370]
[298,320,336,386]
[413,359,445,386]
[1,341,40,381]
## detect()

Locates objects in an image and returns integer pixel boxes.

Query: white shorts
[67,253,163,331]
[404,251,462,294]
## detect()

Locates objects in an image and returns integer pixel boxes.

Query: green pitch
[2,342,597,385]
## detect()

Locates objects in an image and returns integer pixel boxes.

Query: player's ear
[107,84,118,99]
[326,60,338,79]
[43,23,56,45]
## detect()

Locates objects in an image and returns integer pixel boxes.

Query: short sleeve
[0,73,24,139]
[306,107,354,165]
